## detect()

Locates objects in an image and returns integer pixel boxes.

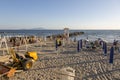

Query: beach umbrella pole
[109,46,114,64]
[77,41,80,52]
[80,39,82,50]
[55,40,58,51]
[109,46,114,70]
[104,43,107,56]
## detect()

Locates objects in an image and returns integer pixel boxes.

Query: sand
[0,40,120,80]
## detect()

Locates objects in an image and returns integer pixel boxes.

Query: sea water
[0,30,120,43]
[78,30,120,43]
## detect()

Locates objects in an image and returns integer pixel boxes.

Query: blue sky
[0,0,120,29]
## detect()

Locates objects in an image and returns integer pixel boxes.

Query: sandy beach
[0,38,120,80]
[1,0,120,79]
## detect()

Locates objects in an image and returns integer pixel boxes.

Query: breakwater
[47,31,84,39]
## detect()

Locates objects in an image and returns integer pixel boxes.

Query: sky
[0,0,120,30]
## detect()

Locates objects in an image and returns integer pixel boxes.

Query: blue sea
[0,30,120,43]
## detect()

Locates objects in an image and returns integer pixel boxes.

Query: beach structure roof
[64,28,69,30]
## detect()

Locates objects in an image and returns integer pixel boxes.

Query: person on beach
[57,37,62,47]
[55,36,63,52]
[85,39,91,49]
[94,40,99,47]
[91,42,96,49]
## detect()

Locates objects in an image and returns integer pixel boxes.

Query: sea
[0,30,120,43]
